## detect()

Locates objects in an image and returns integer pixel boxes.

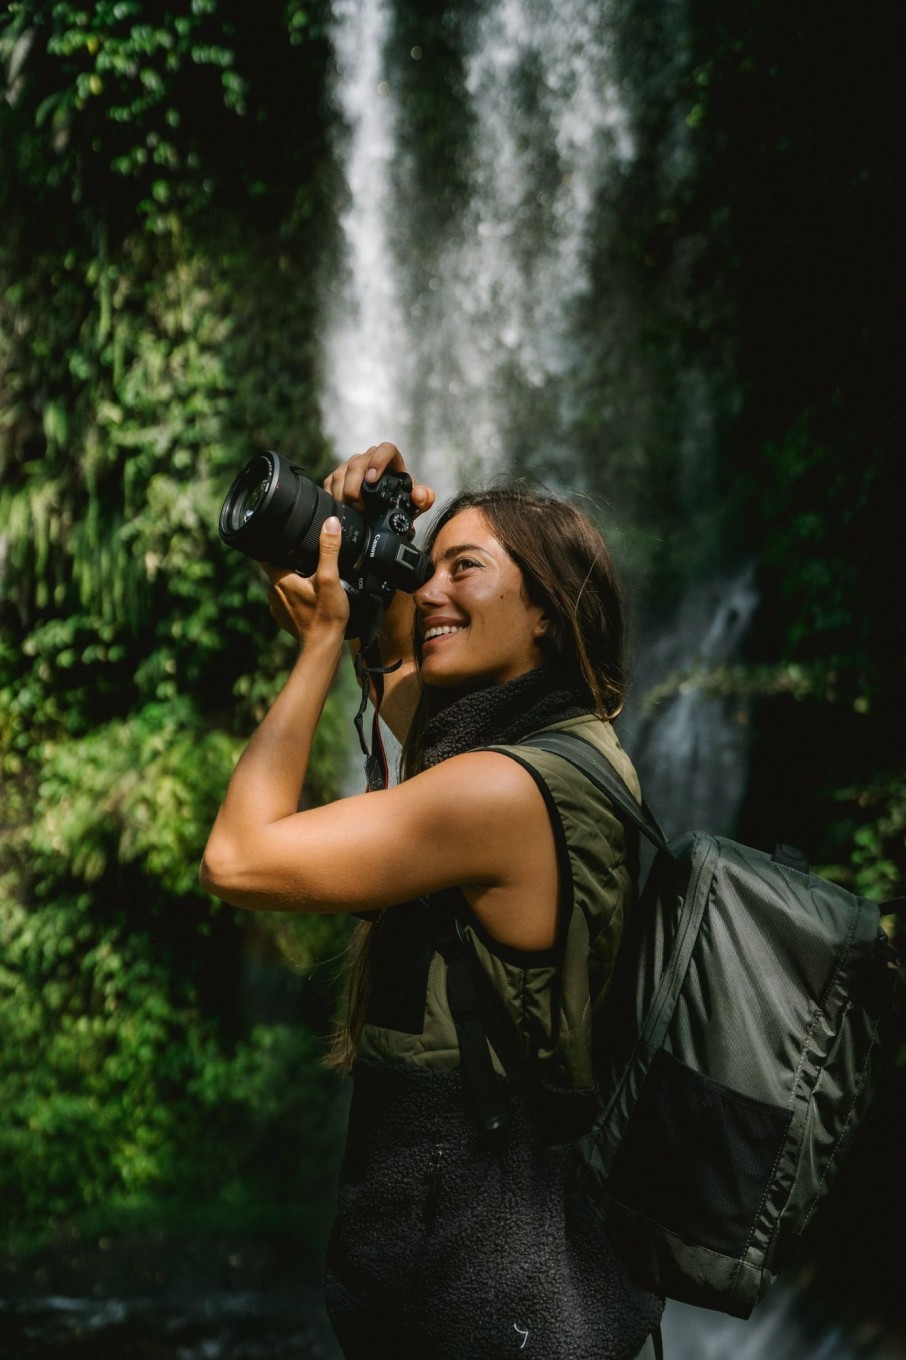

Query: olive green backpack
[450,728,901,1318]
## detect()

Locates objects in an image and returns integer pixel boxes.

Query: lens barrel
[219,452,367,573]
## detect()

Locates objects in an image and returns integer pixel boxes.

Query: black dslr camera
[219,451,433,642]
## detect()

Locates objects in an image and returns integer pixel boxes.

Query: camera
[219,451,433,641]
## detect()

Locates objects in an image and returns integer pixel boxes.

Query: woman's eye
[453,557,480,573]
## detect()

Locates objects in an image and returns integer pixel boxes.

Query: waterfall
[662,1278,904,1360]
[320,0,412,457]
[622,564,760,839]
[407,0,633,479]
[320,0,633,493]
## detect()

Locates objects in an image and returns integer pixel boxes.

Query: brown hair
[326,483,628,1071]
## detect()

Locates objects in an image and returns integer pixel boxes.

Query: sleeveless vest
[357,714,642,1090]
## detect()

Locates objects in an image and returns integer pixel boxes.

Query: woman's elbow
[198,838,319,914]
[199,838,241,902]
[198,851,219,897]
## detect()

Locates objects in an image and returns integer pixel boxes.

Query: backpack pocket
[606,1048,792,1256]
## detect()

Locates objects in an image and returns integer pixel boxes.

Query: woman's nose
[414,569,445,610]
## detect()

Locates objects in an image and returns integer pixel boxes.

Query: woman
[201,443,664,1360]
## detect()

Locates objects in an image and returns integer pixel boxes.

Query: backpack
[447,727,902,1319]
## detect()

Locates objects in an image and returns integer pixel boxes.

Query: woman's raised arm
[200,743,555,943]
[199,508,556,946]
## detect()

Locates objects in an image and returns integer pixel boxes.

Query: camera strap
[354,643,401,792]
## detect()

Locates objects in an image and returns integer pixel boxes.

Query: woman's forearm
[201,631,344,886]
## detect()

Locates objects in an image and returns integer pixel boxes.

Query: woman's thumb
[318,516,342,565]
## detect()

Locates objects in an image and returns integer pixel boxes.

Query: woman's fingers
[322,446,382,505]
[325,443,401,505]
[410,481,436,514]
[263,575,303,637]
[315,516,342,587]
[259,519,349,642]
[323,443,435,516]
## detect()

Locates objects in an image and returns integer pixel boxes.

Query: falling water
[320,0,412,456]
[406,0,633,477]
[622,564,760,839]
[320,0,633,492]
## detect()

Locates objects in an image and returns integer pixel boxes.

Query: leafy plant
[0,0,348,1249]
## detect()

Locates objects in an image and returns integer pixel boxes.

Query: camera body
[219,451,433,642]
[340,467,427,640]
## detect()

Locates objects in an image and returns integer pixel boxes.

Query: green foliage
[840,776,906,905]
[641,658,906,907]
[759,416,894,665]
[0,864,346,1229]
[33,699,235,892]
[0,669,351,1238]
[642,658,875,712]
[0,0,349,1250]
[0,0,331,235]
[604,0,905,911]
[735,410,904,888]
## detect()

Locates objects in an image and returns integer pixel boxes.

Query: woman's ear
[533,613,550,640]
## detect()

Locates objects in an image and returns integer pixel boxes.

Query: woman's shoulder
[484,718,639,799]
[534,714,642,802]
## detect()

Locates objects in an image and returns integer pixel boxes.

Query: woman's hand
[318,443,436,741]
[260,516,349,647]
[322,441,436,516]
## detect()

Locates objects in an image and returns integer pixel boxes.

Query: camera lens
[219,451,367,572]
[235,476,268,526]
[219,453,433,644]
[221,453,275,546]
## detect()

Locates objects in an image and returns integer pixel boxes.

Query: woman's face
[413,507,548,689]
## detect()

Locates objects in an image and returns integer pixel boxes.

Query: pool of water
[0,1289,342,1360]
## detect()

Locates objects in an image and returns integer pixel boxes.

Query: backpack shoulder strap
[445,727,668,1134]
[518,728,669,851]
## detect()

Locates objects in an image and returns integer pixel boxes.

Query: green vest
[358,715,640,1091]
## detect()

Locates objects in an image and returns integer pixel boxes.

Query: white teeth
[424,625,466,642]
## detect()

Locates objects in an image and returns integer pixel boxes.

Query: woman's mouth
[423,624,467,644]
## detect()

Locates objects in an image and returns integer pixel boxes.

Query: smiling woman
[416,509,549,687]
[200,444,664,1360]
